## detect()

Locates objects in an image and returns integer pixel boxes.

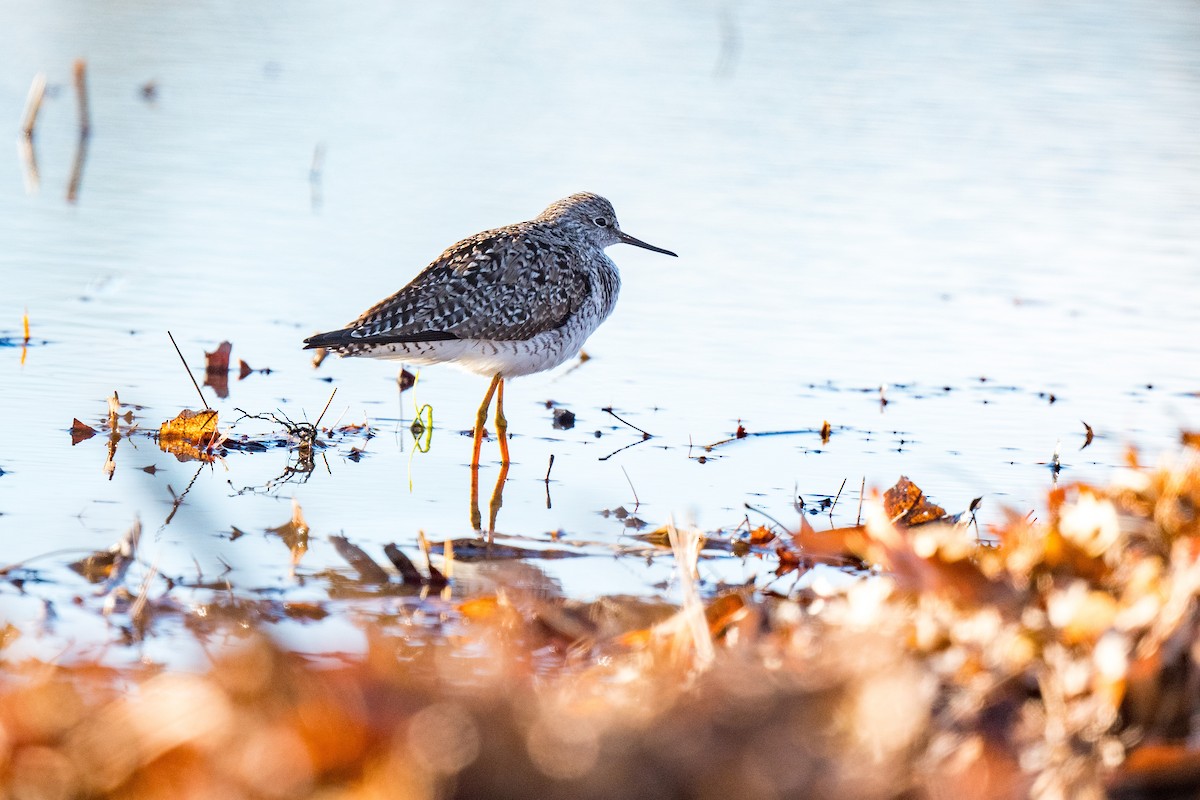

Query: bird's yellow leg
[472,374,501,471]
[495,377,510,466]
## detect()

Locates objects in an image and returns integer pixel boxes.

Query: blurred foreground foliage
[4,447,1200,799]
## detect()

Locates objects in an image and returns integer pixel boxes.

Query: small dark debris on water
[140,80,157,101]
[552,408,575,430]
[237,359,272,380]
[330,535,391,584]
[141,465,158,475]
[397,369,416,392]
[435,538,581,562]
[594,430,602,438]
[383,544,425,585]
[735,422,747,439]
[600,506,629,520]
[1082,421,1094,450]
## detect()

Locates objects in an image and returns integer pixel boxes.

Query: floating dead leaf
[735,422,747,439]
[397,368,415,391]
[69,518,141,584]
[267,499,309,566]
[1082,420,1094,450]
[429,538,581,562]
[820,419,831,445]
[458,595,503,621]
[159,408,219,442]
[747,526,776,546]
[158,409,220,461]
[791,524,868,562]
[1182,431,1200,450]
[883,476,946,525]
[283,602,329,621]
[238,359,253,380]
[204,341,232,398]
[70,418,97,445]
[704,593,747,638]
[0,622,19,650]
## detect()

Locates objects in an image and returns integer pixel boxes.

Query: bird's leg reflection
[487,462,510,538]
[469,461,510,542]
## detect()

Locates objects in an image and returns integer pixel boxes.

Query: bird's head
[537,193,678,257]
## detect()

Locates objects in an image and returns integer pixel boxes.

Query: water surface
[2,0,1198,660]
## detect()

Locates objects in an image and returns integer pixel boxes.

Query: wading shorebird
[303,192,677,469]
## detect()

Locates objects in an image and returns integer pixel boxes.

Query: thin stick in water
[66,59,91,202]
[167,331,210,410]
[20,72,46,138]
[856,476,866,527]
[313,387,338,428]
[621,465,640,512]
[73,58,90,139]
[602,406,653,439]
[829,477,847,518]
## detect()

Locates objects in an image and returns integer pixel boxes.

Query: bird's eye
[592,216,609,227]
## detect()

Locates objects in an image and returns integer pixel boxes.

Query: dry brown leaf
[70,418,97,445]
[791,524,868,561]
[204,341,232,398]
[883,476,946,525]
[704,593,747,637]
[267,500,309,566]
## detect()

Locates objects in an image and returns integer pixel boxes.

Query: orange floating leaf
[158,409,221,461]
[704,593,747,637]
[747,526,776,546]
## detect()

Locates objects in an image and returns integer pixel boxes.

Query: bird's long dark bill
[617,230,678,257]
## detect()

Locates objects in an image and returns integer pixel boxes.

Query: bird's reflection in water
[471,459,510,539]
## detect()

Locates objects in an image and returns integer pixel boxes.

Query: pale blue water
[1,0,1199,661]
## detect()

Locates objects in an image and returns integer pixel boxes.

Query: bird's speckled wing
[304,223,591,350]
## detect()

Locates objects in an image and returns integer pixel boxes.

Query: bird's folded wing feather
[304,227,590,349]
